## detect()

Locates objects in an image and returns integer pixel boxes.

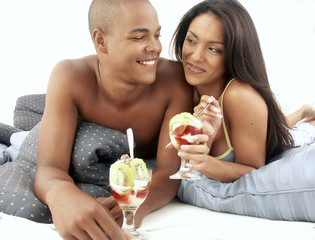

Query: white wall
[0,0,314,125]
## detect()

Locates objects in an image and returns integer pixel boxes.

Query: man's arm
[135,60,193,226]
[34,60,128,240]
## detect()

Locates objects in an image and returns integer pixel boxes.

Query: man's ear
[92,28,107,53]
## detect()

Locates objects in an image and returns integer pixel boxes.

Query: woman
[171,0,315,221]
[287,104,315,128]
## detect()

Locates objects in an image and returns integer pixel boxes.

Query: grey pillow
[0,121,130,223]
[13,94,45,131]
[0,123,21,146]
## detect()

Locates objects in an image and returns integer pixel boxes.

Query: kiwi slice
[130,158,149,180]
[169,112,203,133]
[110,162,134,193]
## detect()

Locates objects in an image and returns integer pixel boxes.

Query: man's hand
[50,188,130,240]
[96,196,124,227]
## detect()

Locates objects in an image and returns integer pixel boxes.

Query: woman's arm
[179,81,268,182]
[286,104,315,128]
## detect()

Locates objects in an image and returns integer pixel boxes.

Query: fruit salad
[110,155,151,206]
[169,112,203,149]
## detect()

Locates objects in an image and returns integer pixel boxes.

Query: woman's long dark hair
[172,0,294,163]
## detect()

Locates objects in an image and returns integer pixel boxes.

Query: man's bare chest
[79,101,163,143]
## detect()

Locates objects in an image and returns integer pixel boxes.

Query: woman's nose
[191,45,204,62]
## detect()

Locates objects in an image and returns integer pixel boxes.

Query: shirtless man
[34,0,192,239]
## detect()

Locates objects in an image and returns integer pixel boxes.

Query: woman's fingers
[165,142,174,148]
[194,96,222,119]
[179,144,209,155]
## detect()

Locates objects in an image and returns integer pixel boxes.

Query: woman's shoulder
[223,79,267,116]
[224,79,263,103]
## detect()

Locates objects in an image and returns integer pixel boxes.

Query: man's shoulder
[46,55,99,102]
[157,57,183,76]
[54,55,97,76]
[154,57,192,98]
[156,57,187,87]
[50,55,98,87]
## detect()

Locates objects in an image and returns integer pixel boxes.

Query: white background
[0,0,314,125]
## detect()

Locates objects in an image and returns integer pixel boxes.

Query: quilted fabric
[0,123,51,222]
[0,94,151,223]
[0,121,131,223]
[13,94,46,131]
[0,123,21,146]
[0,94,45,146]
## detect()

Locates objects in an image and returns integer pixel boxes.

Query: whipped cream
[180,133,196,143]
[110,183,132,195]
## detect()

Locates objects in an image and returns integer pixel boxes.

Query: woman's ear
[92,28,107,53]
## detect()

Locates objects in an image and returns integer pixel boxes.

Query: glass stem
[181,159,190,172]
[122,206,138,234]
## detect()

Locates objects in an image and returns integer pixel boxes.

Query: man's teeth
[139,60,155,66]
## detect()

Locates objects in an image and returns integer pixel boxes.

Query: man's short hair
[88,0,149,35]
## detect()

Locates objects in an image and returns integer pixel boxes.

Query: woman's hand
[175,95,222,173]
[166,95,222,150]
[177,133,210,172]
[193,95,222,143]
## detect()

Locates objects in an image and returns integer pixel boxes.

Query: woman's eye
[209,47,222,53]
[186,37,195,44]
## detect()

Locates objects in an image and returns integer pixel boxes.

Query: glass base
[169,169,201,180]
[122,228,148,240]
[121,205,148,240]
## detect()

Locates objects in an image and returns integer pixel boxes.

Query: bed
[0,94,315,240]
[1,201,315,240]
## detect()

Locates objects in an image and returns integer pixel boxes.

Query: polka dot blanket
[0,121,130,223]
[0,94,135,223]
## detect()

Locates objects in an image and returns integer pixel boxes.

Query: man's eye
[133,37,144,40]
[129,36,144,40]
[154,34,161,39]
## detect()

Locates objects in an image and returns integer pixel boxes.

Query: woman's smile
[186,62,206,74]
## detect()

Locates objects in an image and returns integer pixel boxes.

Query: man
[34,0,192,239]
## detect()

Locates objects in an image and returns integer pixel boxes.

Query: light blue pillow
[0,143,9,165]
[5,131,29,161]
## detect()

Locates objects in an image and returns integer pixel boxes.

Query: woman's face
[182,13,226,88]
